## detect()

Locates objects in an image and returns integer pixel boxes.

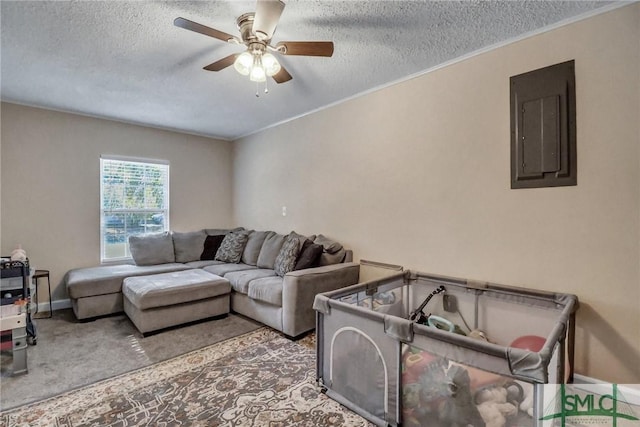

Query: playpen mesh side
[317,307,401,426]
[401,343,538,427]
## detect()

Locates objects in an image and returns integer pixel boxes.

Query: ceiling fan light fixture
[262,52,281,76]
[249,55,267,82]
[233,51,253,76]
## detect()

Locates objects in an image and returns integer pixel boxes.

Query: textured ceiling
[1,1,616,140]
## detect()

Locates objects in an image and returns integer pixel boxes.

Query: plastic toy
[510,335,545,352]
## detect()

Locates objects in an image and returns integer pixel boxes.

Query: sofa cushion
[289,231,314,248]
[201,234,225,260]
[256,232,286,269]
[248,276,284,306]
[274,235,302,277]
[294,241,323,270]
[184,260,225,269]
[173,230,207,263]
[314,234,343,254]
[122,269,230,310]
[319,249,347,266]
[215,230,250,263]
[66,263,192,299]
[129,232,175,266]
[224,268,277,294]
[205,227,244,235]
[241,231,270,266]
[203,263,258,277]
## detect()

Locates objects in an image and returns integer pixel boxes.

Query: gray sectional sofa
[65,228,359,338]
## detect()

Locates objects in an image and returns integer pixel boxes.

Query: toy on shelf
[10,245,27,262]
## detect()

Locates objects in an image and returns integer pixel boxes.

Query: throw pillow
[274,235,302,277]
[215,231,250,263]
[289,231,312,249]
[129,232,175,266]
[172,230,207,263]
[201,234,225,260]
[294,241,324,270]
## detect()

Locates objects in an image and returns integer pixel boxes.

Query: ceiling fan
[174,0,334,89]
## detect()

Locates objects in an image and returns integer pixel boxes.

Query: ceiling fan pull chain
[265,79,269,94]
[256,81,260,98]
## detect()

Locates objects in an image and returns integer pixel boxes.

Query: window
[100,156,169,262]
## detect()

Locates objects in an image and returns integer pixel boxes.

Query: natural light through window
[100,156,169,262]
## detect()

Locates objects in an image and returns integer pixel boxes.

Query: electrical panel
[510,60,576,189]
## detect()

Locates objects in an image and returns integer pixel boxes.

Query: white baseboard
[572,374,640,406]
[35,298,71,313]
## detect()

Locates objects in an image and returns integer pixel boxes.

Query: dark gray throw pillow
[274,235,302,277]
[215,231,250,263]
[294,241,324,270]
[201,234,225,260]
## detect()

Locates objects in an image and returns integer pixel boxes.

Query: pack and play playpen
[314,269,578,427]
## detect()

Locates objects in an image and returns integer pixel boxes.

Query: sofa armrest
[281,262,360,337]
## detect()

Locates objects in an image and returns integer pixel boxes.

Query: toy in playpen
[402,287,531,427]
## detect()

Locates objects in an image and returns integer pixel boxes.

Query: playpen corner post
[316,311,325,385]
[567,311,576,383]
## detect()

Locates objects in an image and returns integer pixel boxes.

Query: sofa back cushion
[205,227,244,236]
[289,231,315,248]
[241,231,270,266]
[314,234,347,266]
[129,232,175,266]
[215,230,250,263]
[201,234,226,260]
[173,230,207,263]
[274,234,302,277]
[256,232,286,269]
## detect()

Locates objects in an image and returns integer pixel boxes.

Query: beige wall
[1,103,234,303]
[233,5,640,382]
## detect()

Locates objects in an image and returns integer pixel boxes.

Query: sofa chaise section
[66,263,192,319]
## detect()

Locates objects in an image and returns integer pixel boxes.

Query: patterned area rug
[0,328,372,427]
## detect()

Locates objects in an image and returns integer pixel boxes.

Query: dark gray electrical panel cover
[510,60,576,189]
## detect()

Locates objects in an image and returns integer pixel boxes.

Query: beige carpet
[1,310,263,409]
[0,328,373,427]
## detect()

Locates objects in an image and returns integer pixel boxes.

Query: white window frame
[100,155,170,263]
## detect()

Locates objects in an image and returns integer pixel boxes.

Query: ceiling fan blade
[174,17,238,43]
[272,65,292,84]
[253,0,285,41]
[275,41,334,57]
[203,54,239,72]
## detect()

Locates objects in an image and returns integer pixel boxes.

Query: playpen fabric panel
[314,270,578,427]
[317,299,402,426]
